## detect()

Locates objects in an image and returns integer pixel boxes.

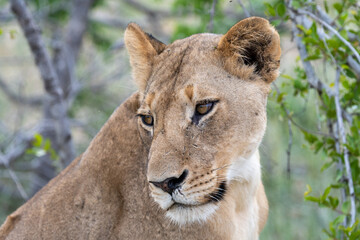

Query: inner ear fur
[124,23,166,92]
[217,17,281,83]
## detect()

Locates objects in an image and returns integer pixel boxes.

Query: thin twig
[286,118,292,178]
[0,154,28,200]
[334,67,356,226]
[0,75,43,106]
[247,0,254,14]
[207,0,218,33]
[236,0,250,18]
[315,94,322,132]
[123,0,170,17]
[90,16,128,29]
[0,134,34,168]
[273,83,333,138]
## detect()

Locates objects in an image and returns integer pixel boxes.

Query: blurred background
[0,0,359,239]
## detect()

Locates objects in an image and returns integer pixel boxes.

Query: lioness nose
[150,169,188,194]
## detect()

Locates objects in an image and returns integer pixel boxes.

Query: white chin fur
[151,187,218,225]
[226,150,260,183]
[166,203,218,225]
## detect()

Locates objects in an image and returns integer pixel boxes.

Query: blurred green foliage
[1,0,359,239]
[264,0,360,239]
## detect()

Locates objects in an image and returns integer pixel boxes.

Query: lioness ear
[217,17,281,83]
[124,23,166,92]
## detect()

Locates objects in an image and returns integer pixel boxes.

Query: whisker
[211,164,232,172]
[208,194,221,202]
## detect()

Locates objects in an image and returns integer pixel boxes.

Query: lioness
[0,17,280,239]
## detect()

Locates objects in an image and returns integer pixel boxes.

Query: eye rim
[192,99,219,125]
[137,114,154,127]
[195,100,219,116]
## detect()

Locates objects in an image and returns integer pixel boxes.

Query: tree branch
[347,56,360,79]
[64,0,95,65]
[330,120,348,228]
[0,7,13,22]
[290,21,335,97]
[10,0,63,100]
[11,0,74,168]
[0,75,43,106]
[334,68,356,226]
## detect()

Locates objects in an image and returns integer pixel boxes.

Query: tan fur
[0,17,280,240]
[124,23,166,92]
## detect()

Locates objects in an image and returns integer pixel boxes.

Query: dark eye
[195,102,215,115]
[141,115,154,126]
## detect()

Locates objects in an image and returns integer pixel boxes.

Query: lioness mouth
[167,181,227,212]
[167,202,208,212]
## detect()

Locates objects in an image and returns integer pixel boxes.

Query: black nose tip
[150,169,188,194]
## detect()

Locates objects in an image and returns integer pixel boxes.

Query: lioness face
[125,17,280,224]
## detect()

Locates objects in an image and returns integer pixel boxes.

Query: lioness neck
[210,151,264,240]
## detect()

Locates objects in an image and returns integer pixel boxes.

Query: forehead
[143,34,222,98]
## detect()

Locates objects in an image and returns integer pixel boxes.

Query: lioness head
[124,17,280,225]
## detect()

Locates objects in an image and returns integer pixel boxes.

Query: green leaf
[297,24,311,35]
[264,3,276,17]
[322,186,331,201]
[277,2,286,17]
[328,196,339,209]
[304,195,320,203]
[321,161,333,172]
[49,149,58,160]
[44,139,51,151]
[341,201,350,214]
[304,54,322,61]
[342,78,350,89]
[333,215,346,226]
[281,74,294,80]
[324,0,329,13]
[271,19,282,27]
[304,184,312,196]
[33,133,43,147]
[335,170,343,182]
[333,2,343,14]
[302,131,318,144]
[276,92,286,103]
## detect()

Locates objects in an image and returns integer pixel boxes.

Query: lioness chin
[0,17,280,240]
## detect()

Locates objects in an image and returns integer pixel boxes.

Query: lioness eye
[141,115,154,126]
[196,102,214,115]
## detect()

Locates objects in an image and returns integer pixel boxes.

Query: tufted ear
[124,23,166,92]
[217,17,281,83]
